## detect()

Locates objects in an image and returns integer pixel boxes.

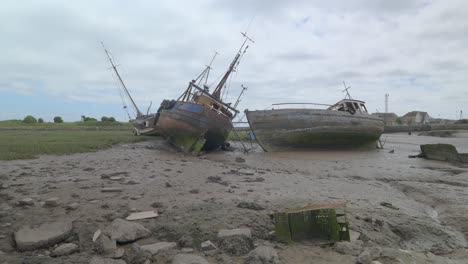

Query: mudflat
[1,132,468,263]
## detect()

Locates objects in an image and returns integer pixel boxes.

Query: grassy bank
[0,120,132,131]
[227,130,254,141]
[0,130,151,160]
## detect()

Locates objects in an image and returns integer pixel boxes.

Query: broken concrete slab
[14,221,73,251]
[104,219,150,243]
[171,254,209,264]
[246,245,280,264]
[217,228,253,256]
[50,243,79,257]
[140,241,177,255]
[89,256,127,264]
[125,211,158,221]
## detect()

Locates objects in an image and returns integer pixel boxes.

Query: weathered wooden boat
[155,33,253,154]
[102,43,159,136]
[245,98,384,151]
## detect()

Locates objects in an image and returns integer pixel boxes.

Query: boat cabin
[328,99,368,114]
[190,91,233,118]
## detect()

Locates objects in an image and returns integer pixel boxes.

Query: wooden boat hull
[245,109,384,151]
[157,102,232,154]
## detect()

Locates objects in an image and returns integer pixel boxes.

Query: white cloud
[0,0,467,119]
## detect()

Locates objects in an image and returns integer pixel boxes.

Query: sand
[0,132,468,263]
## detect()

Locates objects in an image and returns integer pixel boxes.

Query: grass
[227,130,254,141]
[0,120,132,131]
[0,130,152,160]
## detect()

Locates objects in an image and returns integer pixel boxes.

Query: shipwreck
[245,88,384,151]
[155,33,253,154]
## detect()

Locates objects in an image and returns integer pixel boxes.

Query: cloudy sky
[1,0,467,121]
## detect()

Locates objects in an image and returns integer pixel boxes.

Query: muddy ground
[1,132,468,263]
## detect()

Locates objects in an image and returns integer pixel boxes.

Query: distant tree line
[22,115,63,123]
[81,115,117,122]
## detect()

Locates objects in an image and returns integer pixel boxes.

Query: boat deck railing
[268,103,332,110]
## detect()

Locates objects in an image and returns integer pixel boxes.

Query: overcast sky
[1,0,467,121]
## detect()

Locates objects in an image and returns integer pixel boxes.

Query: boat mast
[211,32,254,99]
[234,84,248,108]
[342,81,352,99]
[195,51,219,86]
[101,42,143,117]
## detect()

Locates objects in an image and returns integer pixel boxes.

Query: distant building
[371,112,399,125]
[401,111,430,125]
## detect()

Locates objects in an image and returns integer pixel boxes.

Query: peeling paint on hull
[157,102,232,154]
[246,108,384,151]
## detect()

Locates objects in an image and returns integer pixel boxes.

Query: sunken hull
[157,102,232,154]
[246,109,384,151]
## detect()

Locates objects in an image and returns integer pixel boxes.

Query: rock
[126,211,158,221]
[189,189,199,194]
[357,249,372,264]
[335,241,363,256]
[172,254,209,264]
[178,235,194,248]
[371,261,383,264]
[368,247,382,259]
[94,234,117,254]
[245,245,280,264]
[45,197,60,207]
[104,219,150,243]
[101,187,123,193]
[349,230,361,242]
[140,241,177,255]
[50,243,79,257]
[124,243,152,264]
[165,182,172,187]
[18,197,34,206]
[181,248,194,253]
[151,202,164,208]
[237,202,265,211]
[89,256,127,264]
[65,202,79,210]
[200,240,217,251]
[217,228,253,256]
[235,157,246,163]
[113,248,125,258]
[14,221,73,251]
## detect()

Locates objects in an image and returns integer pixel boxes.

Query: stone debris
[217,228,254,256]
[235,157,246,163]
[172,253,209,264]
[101,187,123,193]
[104,218,151,243]
[140,241,177,255]
[237,201,265,211]
[124,243,152,264]
[44,197,60,207]
[335,241,363,256]
[18,197,34,206]
[14,221,73,251]
[50,243,79,257]
[89,256,127,264]
[110,176,124,181]
[151,202,164,208]
[380,202,399,210]
[94,234,117,254]
[206,176,229,186]
[246,245,280,264]
[93,229,102,242]
[357,249,372,264]
[126,211,158,221]
[200,240,217,251]
[113,248,125,258]
[65,202,79,210]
